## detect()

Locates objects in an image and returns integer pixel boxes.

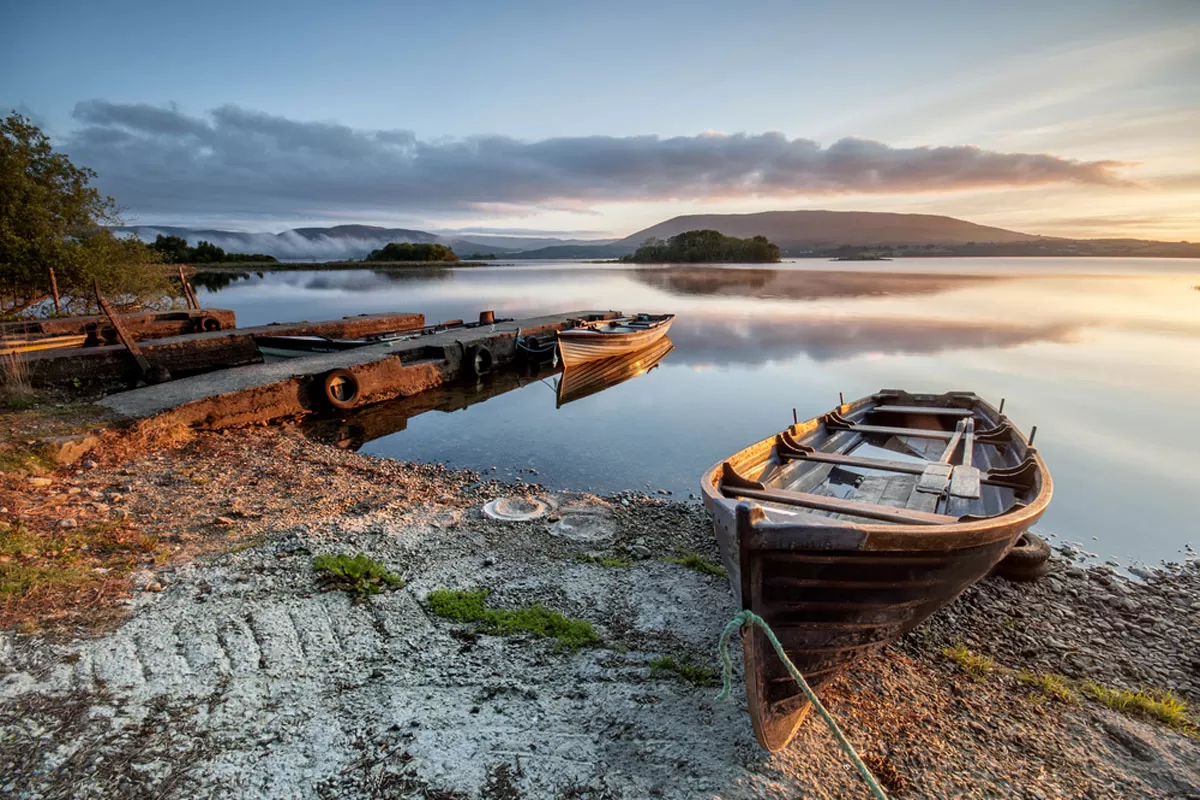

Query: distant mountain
[618,210,1040,250]
[114,224,620,261]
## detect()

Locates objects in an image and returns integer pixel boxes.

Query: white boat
[555,314,674,367]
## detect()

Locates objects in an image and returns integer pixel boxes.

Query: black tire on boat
[201,315,222,332]
[321,369,361,410]
[466,343,494,377]
[992,533,1051,582]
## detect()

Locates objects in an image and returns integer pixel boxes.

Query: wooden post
[49,268,61,314]
[177,265,199,309]
[94,278,153,380]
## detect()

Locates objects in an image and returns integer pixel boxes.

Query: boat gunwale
[700,390,1053,549]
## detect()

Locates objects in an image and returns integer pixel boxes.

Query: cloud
[65,100,1130,222]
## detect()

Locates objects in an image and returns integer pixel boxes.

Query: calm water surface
[197,258,1200,566]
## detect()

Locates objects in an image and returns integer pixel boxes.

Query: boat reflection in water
[303,336,675,450]
[554,336,674,408]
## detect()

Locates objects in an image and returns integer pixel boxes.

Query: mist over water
[197,258,1200,566]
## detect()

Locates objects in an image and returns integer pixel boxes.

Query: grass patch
[426,588,599,650]
[575,553,630,568]
[0,520,161,630]
[942,644,995,681]
[312,553,405,601]
[662,550,726,578]
[649,655,719,687]
[1081,681,1196,733]
[0,351,39,411]
[0,446,57,475]
[227,535,268,554]
[1017,670,1076,703]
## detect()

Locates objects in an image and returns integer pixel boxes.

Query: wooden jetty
[98,310,621,430]
[23,311,426,391]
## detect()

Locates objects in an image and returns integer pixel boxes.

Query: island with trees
[622,229,781,263]
[364,242,460,262]
[150,235,278,265]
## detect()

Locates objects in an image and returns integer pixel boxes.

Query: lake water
[196,258,1200,567]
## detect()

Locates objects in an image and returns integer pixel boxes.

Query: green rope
[716,609,889,800]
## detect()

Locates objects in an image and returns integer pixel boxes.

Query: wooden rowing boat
[555,314,674,367]
[0,334,89,356]
[554,336,674,407]
[700,389,1052,751]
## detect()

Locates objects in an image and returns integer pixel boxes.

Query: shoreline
[1,425,1197,798]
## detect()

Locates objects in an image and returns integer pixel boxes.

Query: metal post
[792,408,798,424]
[1028,425,1037,446]
[839,392,845,406]
[998,398,1006,414]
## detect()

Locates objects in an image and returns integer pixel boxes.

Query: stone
[214,516,237,526]
[57,518,78,529]
[629,545,652,560]
[38,434,100,466]
[27,476,53,487]
[145,581,164,593]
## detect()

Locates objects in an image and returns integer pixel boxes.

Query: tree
[623,230,780,264]
[364,242,460,262]
[0,111,176,314]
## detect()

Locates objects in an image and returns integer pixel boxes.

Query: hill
[618,210,1041,250]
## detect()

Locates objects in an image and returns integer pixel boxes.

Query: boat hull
[556,318,673,367]
[700,390,1052,751]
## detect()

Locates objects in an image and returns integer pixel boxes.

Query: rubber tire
[322,369,360,410]
[201,316,222,332]
[991,533,1051,582]
[466,343,494,377]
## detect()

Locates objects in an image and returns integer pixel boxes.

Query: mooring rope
[716,610,889,800]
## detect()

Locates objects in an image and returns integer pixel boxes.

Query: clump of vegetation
[623,229,780,264]
[649,655,719,687]
[312,553,405,601]
[426,588,599,650]
[365,242,460,262]
[0,351,39,411]
[575,553,630,568]
[1017,670,1076,703]
[942,644,995,681]
[663,550,726,578]
[1081,681,1196,733]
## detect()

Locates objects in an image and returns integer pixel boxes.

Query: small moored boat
[556,314,674,367]
[700,389,1051,751]
[554,336,674,407]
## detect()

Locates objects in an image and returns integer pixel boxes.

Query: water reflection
[635,266,1000,300]
[666,315,1078,365]
[556,338,674,407]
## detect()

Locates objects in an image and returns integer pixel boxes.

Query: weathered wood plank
[722,485,957,525]
[916,463,953,494]
[950,466,982,499]
[873,405,974,417]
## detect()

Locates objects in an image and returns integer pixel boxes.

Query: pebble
[28,477,53,487]
[629,545,652,560]
[57,518,78,529]
[214,516,237,526]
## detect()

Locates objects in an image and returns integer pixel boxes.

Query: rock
[145,581,164,593]
[629,545,652,560]
[214,516,237,526]
[57,518,78,529]
[38,434,100,466]
[128,569,155,590]
[27,476,53,487]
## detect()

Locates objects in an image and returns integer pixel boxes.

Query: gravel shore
[1,428,1197,798]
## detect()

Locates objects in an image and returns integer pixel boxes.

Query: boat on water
[0,334,89,356]
[700,389,1051,751]
[555,314,674,367]
[554,336,674,407]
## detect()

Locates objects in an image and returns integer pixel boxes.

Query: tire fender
[321,368,361,410]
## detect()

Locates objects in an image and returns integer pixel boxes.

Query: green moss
[426,588,599,650]
[649,655,719,687]
[1081,681,1196,733]
[575,553,630,568]
[313,553,405,601]
[942,644,994,681]
[0,446,57,475]
[1017,670,1076,703]
[662,551,726,578]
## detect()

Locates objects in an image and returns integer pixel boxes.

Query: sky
[3,0,1198,240]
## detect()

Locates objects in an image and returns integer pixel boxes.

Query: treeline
[1,112,180,316]
[364,242,459,262]
[151,235,278,264]
[624,230,781,263]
